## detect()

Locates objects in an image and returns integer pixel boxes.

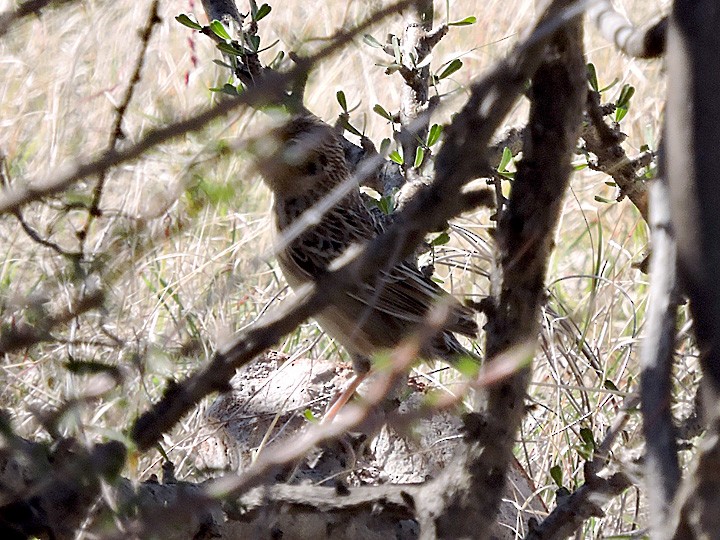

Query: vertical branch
[640,162,681,538]
[665,0,720,536]
[416,2,586,537]
[480,3,586,526]
[397,0,434,183]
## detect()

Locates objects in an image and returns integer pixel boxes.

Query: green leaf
[212,59,233,69]
[594,195,615,204]
[336,90,348,112]
[604,379,619,391]
[579,427,596,449]
[216,41,244,56]
[377,194,395,215]
[269,50,285,69]
[448,15,477,26]
[391,34,402,65]
[586,62,598,91]
[431,231,450,246]
[343,121,362,137]
[373,104,394,122]
[363,34,383,48]
[256,38,279,54]
[438,59,462,80]
[498,146,512,172]
[454,355,480,377]
[414,147,425,168]
[247,34,260,52]
[389,150,404,165]
[599,77,619,93]
[617,84,635,108]
[210,20,232,40]
[210,83,240,96]
[550,465,563,487]
[175,14,203,31]
[615,84,634,122]
[427,124,443,146]
[303,409,318,422]
[254,3,272,21]
[379,138,391,156]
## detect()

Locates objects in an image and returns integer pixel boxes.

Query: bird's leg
[321,355,371,424]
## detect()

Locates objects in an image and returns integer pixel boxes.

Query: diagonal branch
[587,0,666,59]
[0,0,77,38]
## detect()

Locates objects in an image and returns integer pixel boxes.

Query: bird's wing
[348,260,478,338]
[279,201,477,338]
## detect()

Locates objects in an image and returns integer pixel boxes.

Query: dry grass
[0,0,685,537]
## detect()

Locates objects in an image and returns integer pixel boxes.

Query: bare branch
[641,171,681,536]
[0,289,105,354]
[665,0,720,535]
[587,0,666,59]
[422,1,587,533]
[583,89,650,221]
[525,465,632,539]
[78,0,162,248]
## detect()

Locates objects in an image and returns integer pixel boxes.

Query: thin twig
[77,0,162,249]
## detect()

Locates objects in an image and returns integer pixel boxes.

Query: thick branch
[666,0,720,536]
[415,3,586,538]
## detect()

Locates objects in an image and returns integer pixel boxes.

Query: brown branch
[526,395,638,538]
[526,465,632,539]
[422,1,587,535]
[1,153,80,258]
[583,89,650,222]
[0,438,126,539]
[0,289,105,354]
[397,0,436,183]
[665,0,720,536]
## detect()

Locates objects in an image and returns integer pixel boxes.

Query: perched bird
[255,114,478,414]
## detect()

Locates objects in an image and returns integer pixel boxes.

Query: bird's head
[253,115,347,198]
